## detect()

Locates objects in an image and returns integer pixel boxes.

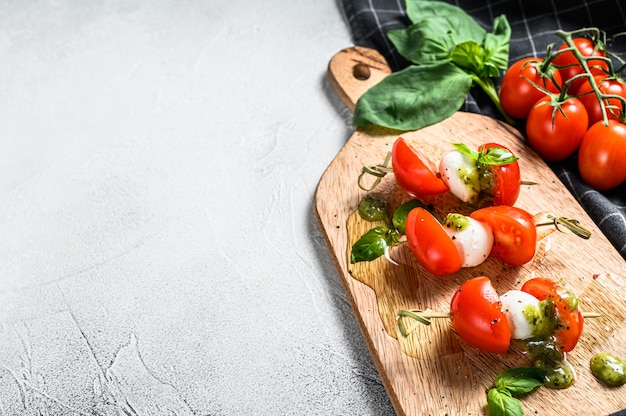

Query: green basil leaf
[452,142,479,161]
[353,62,472,131]
[478,146,519,166]
[487,388,524,416]
[405,0,485,44]
[483,14,512,73]
[495,367,547,395]
[449,40,487,77]
[350,226,393,263]
[388,20,452,65]
[392,199,426,234]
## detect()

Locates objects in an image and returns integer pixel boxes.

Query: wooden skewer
[397,309,602,338]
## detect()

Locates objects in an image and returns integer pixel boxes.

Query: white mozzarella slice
[443,214,493,268]
[439,150,480,204]
[500,290,541,340]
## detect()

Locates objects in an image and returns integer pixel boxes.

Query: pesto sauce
[590,352,626,386]
[477,163,495,198]
[442,213,470,231]
[358,194,387,221]
[521,299,576,389]
[456,164,481,205]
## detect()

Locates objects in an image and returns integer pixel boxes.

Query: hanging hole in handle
[353,63,371,80]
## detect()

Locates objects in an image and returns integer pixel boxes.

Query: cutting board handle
[327,46,392,112]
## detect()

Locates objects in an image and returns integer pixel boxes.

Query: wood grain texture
[314,46,626,416]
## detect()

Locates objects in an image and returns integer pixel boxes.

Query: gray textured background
[0,1,396,414]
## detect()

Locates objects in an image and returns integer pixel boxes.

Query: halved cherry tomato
[575,75,626,127]
[521,277,584,353]
[552,37,609,93]
[526,96,589,162]
[578,120,626,191]
[405,207,462,276]
[450,276,511,354]
[479,143,521,206]
[499,57,562,119]
[392,137,449,196]
[470,205,537,267]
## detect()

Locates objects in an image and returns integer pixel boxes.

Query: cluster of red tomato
[499,37,626,191]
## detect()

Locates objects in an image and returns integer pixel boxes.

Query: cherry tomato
[575,75,626,127]
[405,207,462,276]
[578,119,626,191]
[526,96,589,162]
[450,276,511,354]
[392,137,449,196]
[470,205,537,266]
[552,37,609,93]
[479,143,521,206]
[499,57,562,119]
[521,278,584,352]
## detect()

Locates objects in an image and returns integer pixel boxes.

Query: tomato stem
[554,29,615,125]
[471,75,516,126]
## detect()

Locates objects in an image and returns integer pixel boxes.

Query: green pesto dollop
[456,165,481,205]
[557,286,579,311]
[531,299,558,339]
[534,358,576,389]
[442,213,470,232]
[476,164,495,199]
[521,300,575,390]
[590,352,626,387]
[358,194,387,221]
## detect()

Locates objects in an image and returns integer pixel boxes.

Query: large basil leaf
[389,17,481,65]
[405,0,486,43]
[353,61,472,131]
[483,15,512,74]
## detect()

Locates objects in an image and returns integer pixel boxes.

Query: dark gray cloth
[340,0,626,261]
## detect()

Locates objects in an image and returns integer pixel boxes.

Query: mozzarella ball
[439,150,480,204]
[443,214,493,267]
[500,290,542,340]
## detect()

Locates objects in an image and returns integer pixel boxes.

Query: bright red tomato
[521,278,584,352]
[578,119,626,190]
[575,75,626,127]
[450,276,511,354]
[526,96,589,162]
[405,207,462,276]
[479,143,521,206]
[470,205,537,266]
[552,37,609,93]
[499,57,562,119]
[392,137,449,196]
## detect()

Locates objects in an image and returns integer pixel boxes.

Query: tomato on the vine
[479,143,521,206]
[450,276,511,354]
[578,119,626,191]
[499,57,562,119]
[392,137,449,197]
[552,37,609,93]
[521,278,584,352]
[575,75,626,127]
[526,96,589,162]
[405,207,462,276]
[470,205,537,267]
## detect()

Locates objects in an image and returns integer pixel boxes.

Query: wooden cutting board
[314,46,626,416]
